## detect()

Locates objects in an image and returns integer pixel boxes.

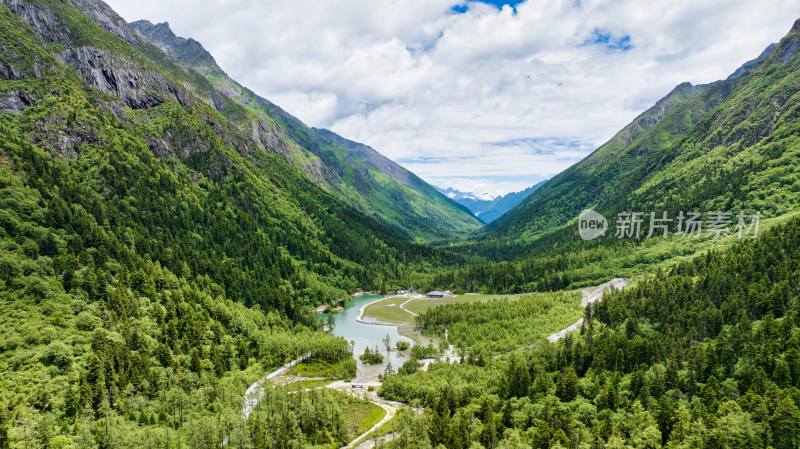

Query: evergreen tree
[556,367,579,402]
[0,402,8,449]
[770,397,800,449]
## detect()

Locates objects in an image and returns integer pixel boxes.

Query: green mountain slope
[129,20,483,242]
[481,35,791,250]
[0,0,467,444]
[380,207,800,449]
[482,80,732,246]
[432,21,800,292]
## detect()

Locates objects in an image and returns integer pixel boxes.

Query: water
[321,295,411,383]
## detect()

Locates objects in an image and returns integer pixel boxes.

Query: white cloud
[431,178,536,201]
[105,0,800,196]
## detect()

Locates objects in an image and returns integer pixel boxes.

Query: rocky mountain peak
[131,19,222,74]
[727,42,778,80]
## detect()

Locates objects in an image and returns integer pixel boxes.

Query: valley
[1,0,799,448]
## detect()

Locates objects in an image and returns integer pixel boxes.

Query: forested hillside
[129,20,483,242]
[379,214,800,449]
[431,20,800,294]
[0,0,463,445]
[2,0,800,447]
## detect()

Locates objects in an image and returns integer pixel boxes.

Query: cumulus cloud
[106,0,800,196]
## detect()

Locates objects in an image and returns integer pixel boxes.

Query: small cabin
[427,291,448,298]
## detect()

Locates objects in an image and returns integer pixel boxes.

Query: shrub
[360,346,384,364]
[398,359,421,375]
[75,311,101,331]
[41,341,72,368]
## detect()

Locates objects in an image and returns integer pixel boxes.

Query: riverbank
[355,294,418,325]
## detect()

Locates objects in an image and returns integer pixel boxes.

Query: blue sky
[586,29,633,52]
[109,0,800,198]
[452,1,527,14]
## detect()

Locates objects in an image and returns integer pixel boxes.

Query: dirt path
[399,297,418,316]
[545,278,627,344]
[342,400,396,449]
[242,352,312,419]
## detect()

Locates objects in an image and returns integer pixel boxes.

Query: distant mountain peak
[131,20,222,74]
[436,182,545,223]
[129,18,481,240]
[727,42,778,80]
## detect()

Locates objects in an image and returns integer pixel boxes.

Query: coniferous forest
[379,215,800,449]
[1,0,800,448]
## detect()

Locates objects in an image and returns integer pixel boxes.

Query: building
[427,291,449,298]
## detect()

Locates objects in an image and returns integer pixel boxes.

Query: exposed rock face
[131,20,221,74]
[2,0,192,110]
[0,92,30,114]
[30,113,105,160]
[0,62,22,81]
[728,43,778,80]
[1,0,72,45]
[781,38,797,64]
[64,0,149,47]
[56,46,191,109]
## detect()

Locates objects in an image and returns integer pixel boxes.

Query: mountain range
[435,20,800,292]
[436,181,546,223]
[483,35,793,248]
[3,0,800,446]
[129,19,481,242]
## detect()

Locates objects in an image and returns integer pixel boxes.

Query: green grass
[404,294,529,315]
[360,410,402,442]
[341,401,387,445]
[362,294,533,326]
[362,296,416,324]
[288,359,356,380]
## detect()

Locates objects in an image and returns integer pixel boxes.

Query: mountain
[381,203,800,449]
[129,20,482,242]
[482,36,793,247]
[436,181,546,223]
[436,21,800,291]
[0,0,469,443]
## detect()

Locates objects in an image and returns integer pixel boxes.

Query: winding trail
[545,277,627,344]
[242,352,312,419]
[399,297,418,317]
[342,400,395,449]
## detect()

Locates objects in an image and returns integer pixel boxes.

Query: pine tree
[550,429,570,448]
[530,420,552,449]
[479,400,497,449]
[773,360,791,388]
[0,402,8,449]
[556,367,579,402]
[770,397,800,449]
